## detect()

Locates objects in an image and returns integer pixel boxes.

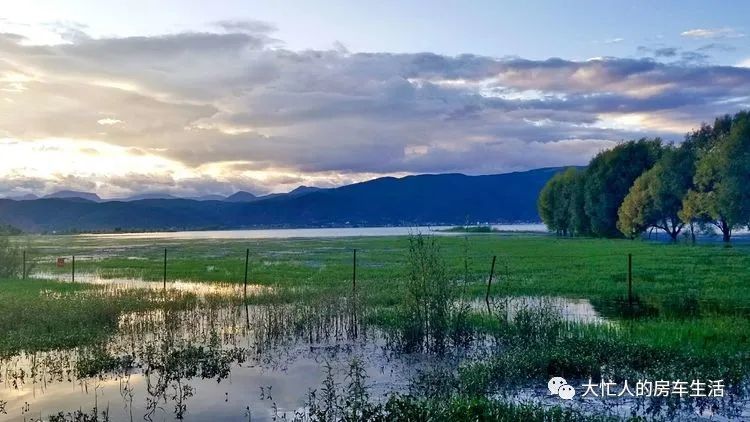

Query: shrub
[0,236,23,278]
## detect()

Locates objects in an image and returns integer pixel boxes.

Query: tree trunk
[690,222,696,245]
[720,219,731,243]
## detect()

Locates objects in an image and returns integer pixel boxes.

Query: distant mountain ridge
[224,191,257,202]
[0,168,569,232]
[14,186,322,203]
[42,190,102,202]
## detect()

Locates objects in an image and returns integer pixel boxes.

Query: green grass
[23,233,750,310]
[0,278,205,357]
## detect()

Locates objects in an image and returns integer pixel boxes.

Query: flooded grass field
[2,232,750,421]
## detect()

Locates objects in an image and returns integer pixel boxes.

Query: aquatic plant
[398,233,454,353]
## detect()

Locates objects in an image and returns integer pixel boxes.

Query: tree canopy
[682,111,750,242]
[583,138,662,238]
[539,110,750,243]
[537,168,583,236]
[617,145,694,241]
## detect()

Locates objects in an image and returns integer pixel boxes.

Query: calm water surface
[79,224,547,240]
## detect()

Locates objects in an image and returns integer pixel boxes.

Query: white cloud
[738,58,750,68]
[97,118,122,125]
[680,28,745,39]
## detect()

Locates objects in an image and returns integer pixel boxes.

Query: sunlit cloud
[593,112,698,134]
[0,138,404,198]
[97,118,122,126]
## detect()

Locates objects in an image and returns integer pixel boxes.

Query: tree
[676,115,732,243]
[568,169,590,236]
[617,171,653,238]
[682,111,750,243]
[584,138,663,237]
[537,175,557,234]
[617,146,693,241]
[538,167,586,236]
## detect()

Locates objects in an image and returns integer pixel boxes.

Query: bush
[0,236,23,278]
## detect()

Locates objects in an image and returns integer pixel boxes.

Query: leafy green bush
[0,236,22,278]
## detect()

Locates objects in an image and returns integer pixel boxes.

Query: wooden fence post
[628,253,633,309]
[352,249,357,292]
[244,248,249,297]
[163,248,167,289]
[486,255,497,314]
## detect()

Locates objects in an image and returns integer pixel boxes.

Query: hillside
[0,167,569,232]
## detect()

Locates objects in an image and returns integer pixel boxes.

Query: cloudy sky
[1,0,750,198]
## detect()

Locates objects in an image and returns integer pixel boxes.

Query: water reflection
[0,293,609,421]
[77,224,548,241]
[32,272,273,297]
[474,295,607,324]
[1,281,745,421]
[0,301,395,421]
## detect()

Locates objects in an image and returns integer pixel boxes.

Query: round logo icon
[548,377,575,400]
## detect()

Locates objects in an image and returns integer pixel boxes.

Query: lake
[80,224,548,240]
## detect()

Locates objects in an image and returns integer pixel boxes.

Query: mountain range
[0,167,567,233]
[10,186,325,203]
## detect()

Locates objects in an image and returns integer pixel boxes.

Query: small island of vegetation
[438,225,497,233]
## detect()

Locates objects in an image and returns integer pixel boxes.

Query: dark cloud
[679,51,711,65]
[697,43,737,53]
[654,47,678,57]
[214,19,277,34]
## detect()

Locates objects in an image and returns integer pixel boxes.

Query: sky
[1,0,749,198]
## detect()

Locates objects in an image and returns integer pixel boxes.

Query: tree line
[538,110,750,243]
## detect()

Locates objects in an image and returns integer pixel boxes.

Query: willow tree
[681,111,750,243]
[538,168,572,235]
[538,167,588,236]
[617,146,693,241]
[584,138,663,237]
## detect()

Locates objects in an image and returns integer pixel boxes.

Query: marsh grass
[398,233,452,352]
[0,279,131,356]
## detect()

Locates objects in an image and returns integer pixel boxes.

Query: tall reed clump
[0,235,30,278]
[398,233,454,353]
